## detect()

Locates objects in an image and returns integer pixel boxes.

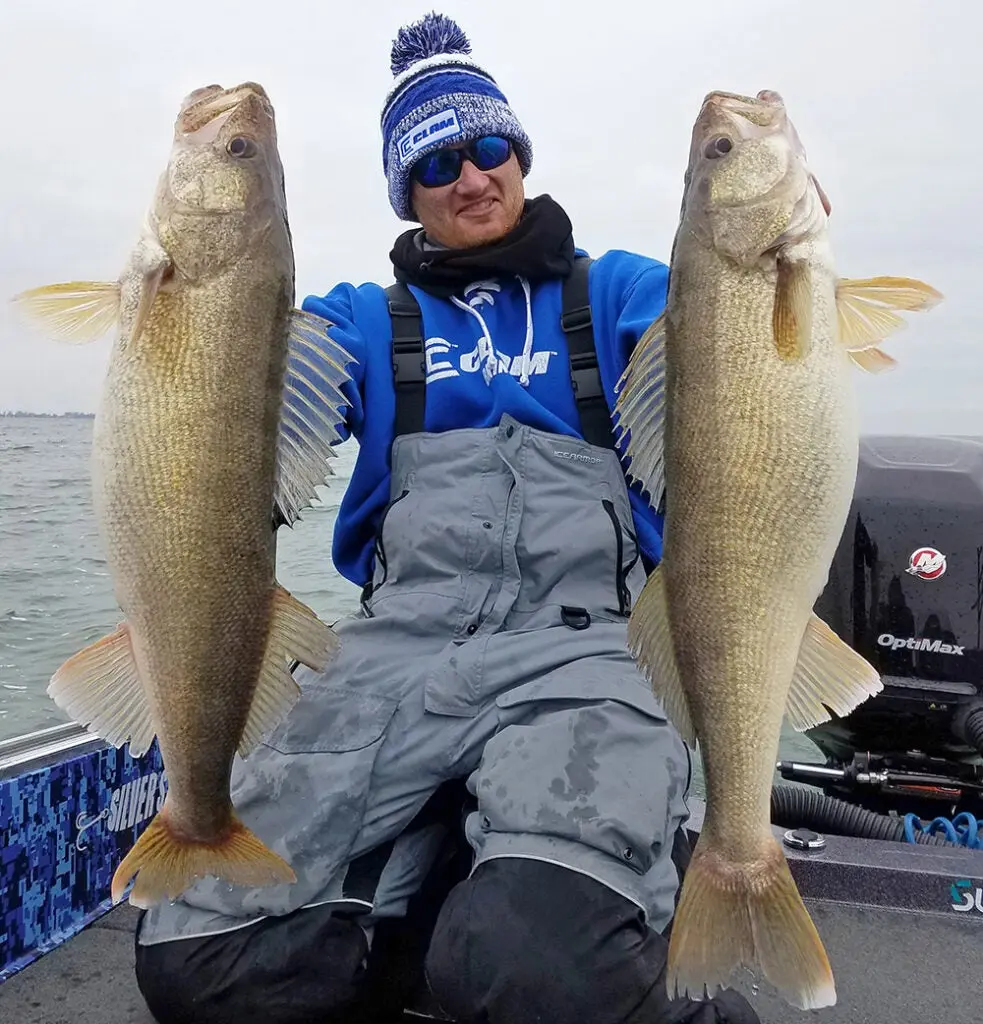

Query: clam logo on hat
[906,546,947,581]
[398,107,463,164]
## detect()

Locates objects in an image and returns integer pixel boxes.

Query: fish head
[680,89,829,265]
[151,82,292,281]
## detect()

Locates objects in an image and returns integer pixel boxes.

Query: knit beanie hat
[381,12,534,221]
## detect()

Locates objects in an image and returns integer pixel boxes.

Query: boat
[2,434,982,1022]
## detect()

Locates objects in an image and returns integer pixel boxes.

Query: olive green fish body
[14,83,355,907]
[615,89,942,1009]
[95,257,292,839]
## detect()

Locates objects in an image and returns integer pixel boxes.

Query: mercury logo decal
[906,547,947,581]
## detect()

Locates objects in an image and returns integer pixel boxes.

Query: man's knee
[135,906,370,1024]
[425,858,760,1024]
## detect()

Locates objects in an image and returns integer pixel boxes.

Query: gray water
[0,416,821,790]
[0,416,361,739]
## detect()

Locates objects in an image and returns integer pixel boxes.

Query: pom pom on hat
[390,11,472,76]
[380,11,533,221]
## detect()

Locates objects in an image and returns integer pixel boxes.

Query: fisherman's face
[411,143,525,249]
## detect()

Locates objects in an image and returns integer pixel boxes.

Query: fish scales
[13,82,356,907]
[97,259,291,837]
[615,88,942,1009]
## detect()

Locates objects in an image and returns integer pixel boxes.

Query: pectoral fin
[773,258,813,361]
[238,584,341,756]
[785,613,883,731]
[626,564,696,748]
[273,310,357,527]
[12,281,121,342]
[613,311,667,510]
[124,235,172,346]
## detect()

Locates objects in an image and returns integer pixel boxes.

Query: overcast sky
[0,0,977,433]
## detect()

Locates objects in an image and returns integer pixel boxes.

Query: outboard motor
[778,435,983,824]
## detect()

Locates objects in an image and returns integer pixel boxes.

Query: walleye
[13,83,355,908]
[614,90,941,1009]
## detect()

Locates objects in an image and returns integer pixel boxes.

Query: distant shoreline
[0,412,94,418]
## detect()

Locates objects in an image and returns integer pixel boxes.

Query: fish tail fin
[111,808,296,908]
[667,833,835,1010]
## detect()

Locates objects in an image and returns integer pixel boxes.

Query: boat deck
[3,829,983,1024]
[0,905,153,1024]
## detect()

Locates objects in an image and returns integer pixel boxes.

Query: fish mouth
[176,82,274,140]
[698,89,787,131]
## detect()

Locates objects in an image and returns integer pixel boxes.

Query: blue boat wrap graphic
[0,739,166,982]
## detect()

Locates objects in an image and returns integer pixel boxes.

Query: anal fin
[238,585,341,756]
[785,613,883,731]
[626,564,696,748]
[48,624,157,757]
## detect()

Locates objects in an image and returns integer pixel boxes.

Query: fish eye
[228,136,257,158]
[704,137,733,159]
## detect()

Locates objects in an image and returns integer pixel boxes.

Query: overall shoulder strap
[385,281,426,438]
[387,260,614,449]
[561,255,615,450]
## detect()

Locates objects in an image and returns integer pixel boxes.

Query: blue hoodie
[301,247,669,587]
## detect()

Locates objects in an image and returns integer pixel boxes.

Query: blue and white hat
[381,12,533,221]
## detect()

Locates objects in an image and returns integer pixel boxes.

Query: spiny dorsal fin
[273,310,357,527]
[613,311,667,510]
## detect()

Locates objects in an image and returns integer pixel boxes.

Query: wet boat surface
[2,802,981,1024]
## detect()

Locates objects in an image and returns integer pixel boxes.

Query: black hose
[771,784,956,846]
[962,707,983,757]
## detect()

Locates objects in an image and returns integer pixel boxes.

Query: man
[134,13,760,1024]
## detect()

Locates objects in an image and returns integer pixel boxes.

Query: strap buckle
[561,305,593,333]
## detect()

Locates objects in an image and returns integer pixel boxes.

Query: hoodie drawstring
[450,276,536,387]
[517,276,534,387]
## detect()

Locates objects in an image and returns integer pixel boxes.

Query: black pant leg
[425,858,761,1024]
[135,904,376,1024]
[134,785,477,1024]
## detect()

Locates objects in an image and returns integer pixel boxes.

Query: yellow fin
[626,564,696,748]
[112,809,296,907]
[667,834,835,1009]
[785,613,883,731]
[11,281,121,343]
[238,585,341,756]
[128,262,168,347]
[848,345,897,374]
[773,258,812,360]
[613,311,667,509]
[836,276,942,351]
[47,624,157,758]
